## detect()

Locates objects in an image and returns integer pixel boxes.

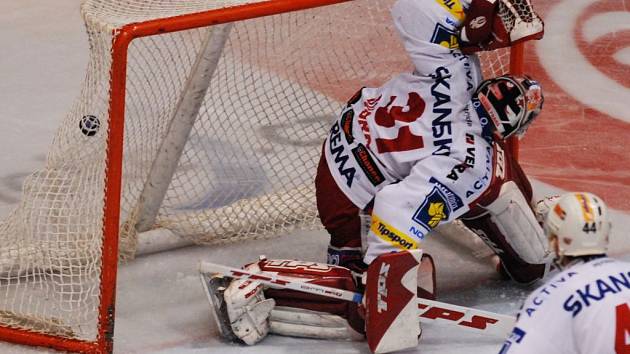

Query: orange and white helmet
[476,75,544,139]
[544,193,611,257]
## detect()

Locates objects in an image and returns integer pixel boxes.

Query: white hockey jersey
[501,257,630,354]
[323,0,491,263]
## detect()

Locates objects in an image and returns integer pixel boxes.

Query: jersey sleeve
[391,0,483,94]
[499,291,574,354]
[499,324,567,354]
[364,155,473,264]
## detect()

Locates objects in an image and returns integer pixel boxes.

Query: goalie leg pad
[269,306,364,340]
[365,249,422,353]
[260,259,366,337]
[201,258,365,345]
[463,181,553,283]
[483,181,551,265]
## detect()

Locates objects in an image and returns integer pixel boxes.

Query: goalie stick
[199,261,515,338]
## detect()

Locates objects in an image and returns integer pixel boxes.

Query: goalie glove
[461,5,511,54]
[460,0,544,54]
[200,261,275,345]
[460,0,499,46]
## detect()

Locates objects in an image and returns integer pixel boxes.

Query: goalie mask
[544,193,611,257]
[476,75,544,139]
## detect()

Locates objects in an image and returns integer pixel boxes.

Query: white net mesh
[498,0,544,40]
[0,0,517,344]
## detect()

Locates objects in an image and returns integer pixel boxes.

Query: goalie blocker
[201,250,429,353]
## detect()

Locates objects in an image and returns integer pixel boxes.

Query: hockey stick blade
[199,261,515,338]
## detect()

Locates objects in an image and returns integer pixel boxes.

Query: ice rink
[1,0,629,353]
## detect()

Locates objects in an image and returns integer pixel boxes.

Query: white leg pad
[483,181,552,265]
[269,306,363,340]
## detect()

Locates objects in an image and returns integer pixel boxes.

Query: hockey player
[202,0,548,353]
[319,0,550,287]
[500,192,626,354]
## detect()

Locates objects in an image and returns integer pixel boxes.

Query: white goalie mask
[476,75,544,139]
[544,193,611,257]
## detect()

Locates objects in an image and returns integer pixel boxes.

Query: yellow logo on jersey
[431,23,460,49]
[428,202,447,228]
[435,0,466,22]
[371,214,419,251]
[440,35,460,50]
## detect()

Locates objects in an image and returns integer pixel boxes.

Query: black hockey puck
[80,115,100,137]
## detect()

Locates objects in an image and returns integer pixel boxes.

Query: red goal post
[0,1,526,353]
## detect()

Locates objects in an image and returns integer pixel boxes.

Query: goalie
[201,0,547,353]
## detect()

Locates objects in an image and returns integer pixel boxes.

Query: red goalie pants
[315,149,364,271]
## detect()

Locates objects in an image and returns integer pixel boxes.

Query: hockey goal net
[0,0,530,352]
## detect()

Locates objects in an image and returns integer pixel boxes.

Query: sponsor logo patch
[412,179,463,230]
[413,189,448,229]
[340,109,355,144]
[352,144,385,186]
[429,177,464,211]
[371,214,419,251]
[430,23,459,49]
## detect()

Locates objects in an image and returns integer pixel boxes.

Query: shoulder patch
[352,144,385,186]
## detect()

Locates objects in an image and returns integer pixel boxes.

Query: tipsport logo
[371,215,419,251]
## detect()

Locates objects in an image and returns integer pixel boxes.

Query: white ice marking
[536,0,630,124]
[583,12,630,43]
